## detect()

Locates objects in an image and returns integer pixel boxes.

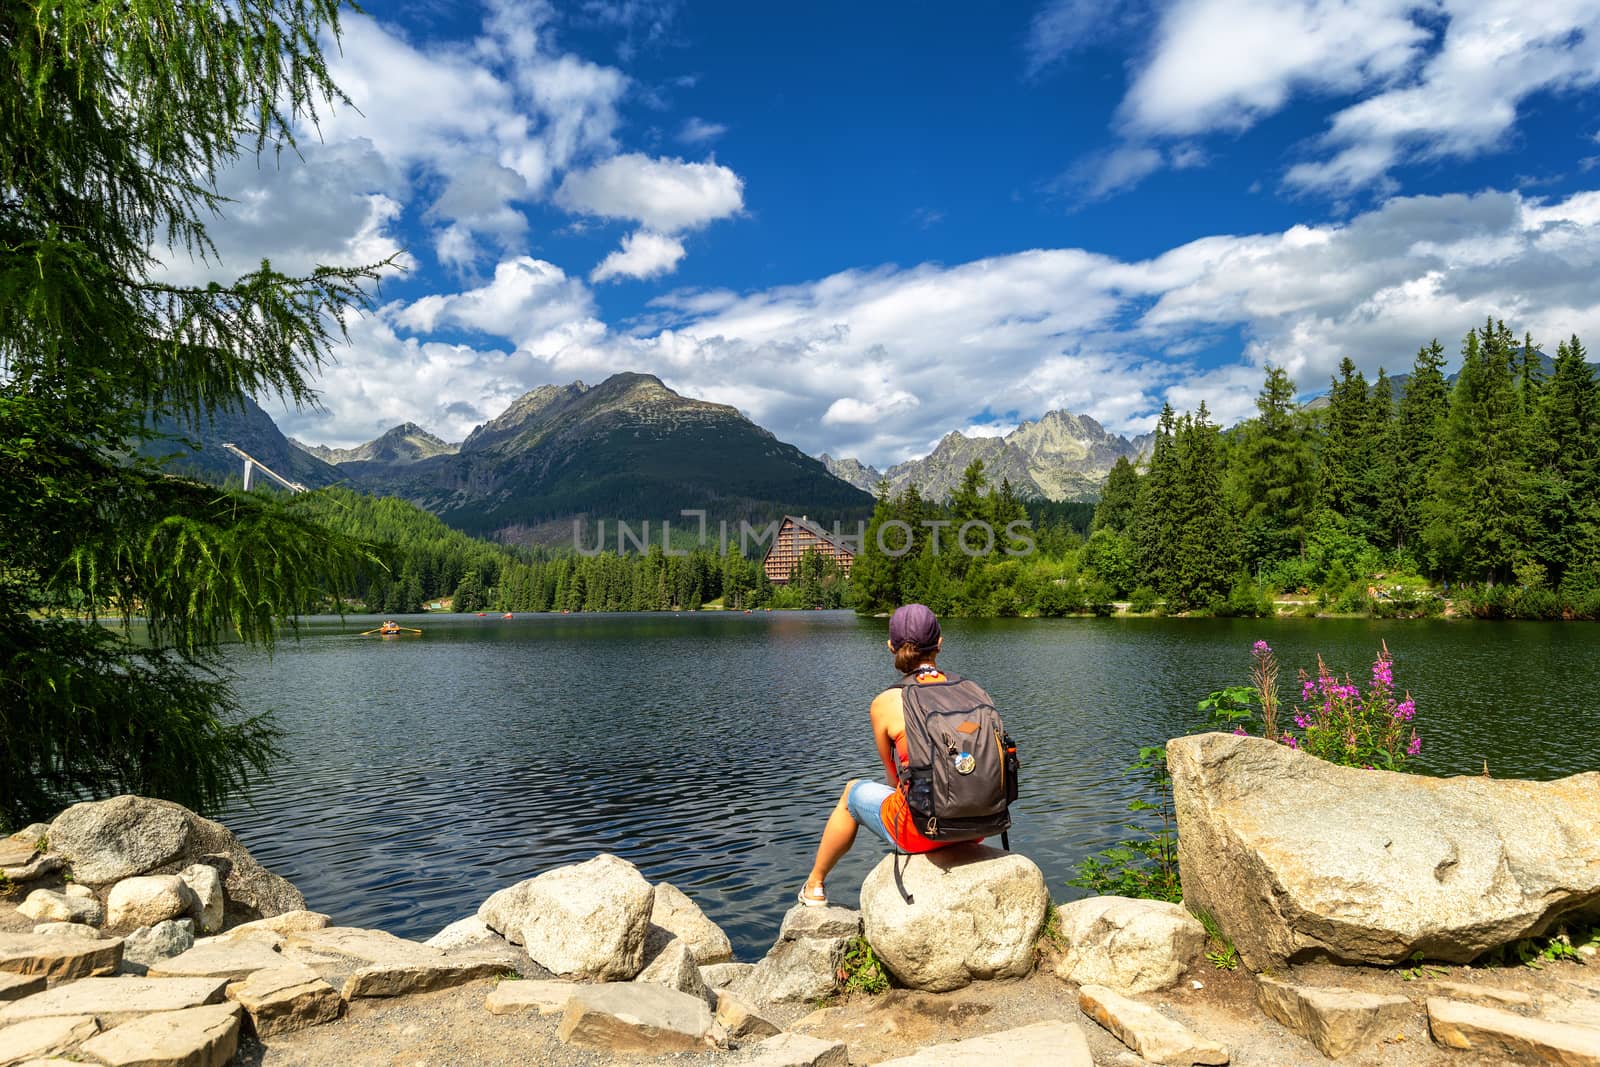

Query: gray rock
[874,1020,1095,1066]
[1427,996,1600,1064]
[227,963,342,1036]
[1255,974,1413,1059]
[1078,984,1229,1065]
[779,904,861,941]
[274,924,507,999]
[179,864,225,934]
[106,875,197,932]
[30,922,102,940]
[0,1014,100,1064]
[1054,896,1206,995]
[485,979,575,1016]
[701,961,755,990]
[0,932,122,981]
[48,795,304,922]
[78,1001,241,1067]
[148,936,284,980]
[737,1032,848,1066]
[478,854,655,981]
[1169,733,1600,968]
[0,977,229,1028]
[122,919,196,973]
[0,850,64,885]
[861,844,1047,992]
[556,982,715,1053]
[423,916,498,951]
[651,883,733,964]
[713,988,781,1042]
[735,905,859,1006]
[638,935,713,1005]
[227,910,329,937]
[17,889,103,928]
[63,884,95,901]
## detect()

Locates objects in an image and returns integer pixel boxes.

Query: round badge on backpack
[954,751,976,775]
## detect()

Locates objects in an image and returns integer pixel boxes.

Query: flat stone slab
[0,973,46,1002]
[148,938,287,980]
[283,926,441,967]
[0,932,122,980]
[0,977,229,1027]
[0,1014,99,1064]
[1427,996,1600,1065]
[226,964,341,1037]
[1078,984,1230,1065]
[79,1002,241,1067]
[228,911,331,938]
[0,853,63,884]
[873,1021,1094,1066]
[556,982,714,1053]
[1256,974,1413,1059]
[1427,979,1535,1008]
[737,1032,849,1067]
[340,952,507,999]
[485,979,576,1016]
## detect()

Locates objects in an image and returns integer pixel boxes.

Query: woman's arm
[869,690,901,786]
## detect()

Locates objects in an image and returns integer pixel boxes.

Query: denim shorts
[846,780,897,847]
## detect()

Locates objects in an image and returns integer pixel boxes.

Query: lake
[218,611,1600,960]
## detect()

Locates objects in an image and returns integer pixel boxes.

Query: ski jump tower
[220,443,309,493]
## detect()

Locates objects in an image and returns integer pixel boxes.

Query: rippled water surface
[219,612,1600,959]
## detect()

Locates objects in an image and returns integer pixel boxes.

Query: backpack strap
[892,850,914,905]
[890,669,964,688]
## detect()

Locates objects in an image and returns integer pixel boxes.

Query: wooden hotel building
[762,515,856,584]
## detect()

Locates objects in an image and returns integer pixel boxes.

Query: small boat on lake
[361,620,422,637]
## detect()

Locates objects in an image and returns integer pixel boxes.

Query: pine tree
[1231,364,1314,571]
[1424,321,1530,582]
[1396,340,1451,551]
[1170,404,1237,609]
[1533,335,1600,585]
[1367,368,1403,550]
[1132,405,1181,595]
[1318,357,1372,525]
[1093,455,1142,534]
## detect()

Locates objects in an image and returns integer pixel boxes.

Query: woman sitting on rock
[799,603,985,906]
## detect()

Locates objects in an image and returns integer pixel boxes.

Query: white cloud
[292,186,1600,469]
[393,256,601,352]
[1084,0,1600,197]
[679,117,728,144]
[555,153,744,231]
[1285,0,1600,194]
[591,230,687,282]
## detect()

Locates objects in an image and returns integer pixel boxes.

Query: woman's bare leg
[804,779,860,896]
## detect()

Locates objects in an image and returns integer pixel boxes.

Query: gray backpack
[893,670,1019,843]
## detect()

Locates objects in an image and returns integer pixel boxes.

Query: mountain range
[821,411,1153,501]
[291,372,874,538]
[154,373,1159,547]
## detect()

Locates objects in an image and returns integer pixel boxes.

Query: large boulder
[477,854,654,981]
[650,883,733,964]
[860,844,1047,992]
[1169,733,1600,969]
[1053,896,1205,994]
[735,905,859,1007]
[48,796,303,924]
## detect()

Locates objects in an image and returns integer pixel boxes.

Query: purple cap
[889,603,941,651]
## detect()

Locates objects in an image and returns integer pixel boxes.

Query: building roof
[773,514,856,557]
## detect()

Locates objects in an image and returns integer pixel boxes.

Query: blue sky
[164,0,1600,466]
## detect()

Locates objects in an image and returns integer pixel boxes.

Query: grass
[1190,907,1239,971]
[1036,902,1066,955]
[834,936,890,998]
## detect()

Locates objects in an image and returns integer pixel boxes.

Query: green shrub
[1129,585,1158,613]
[837,936,890,996]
